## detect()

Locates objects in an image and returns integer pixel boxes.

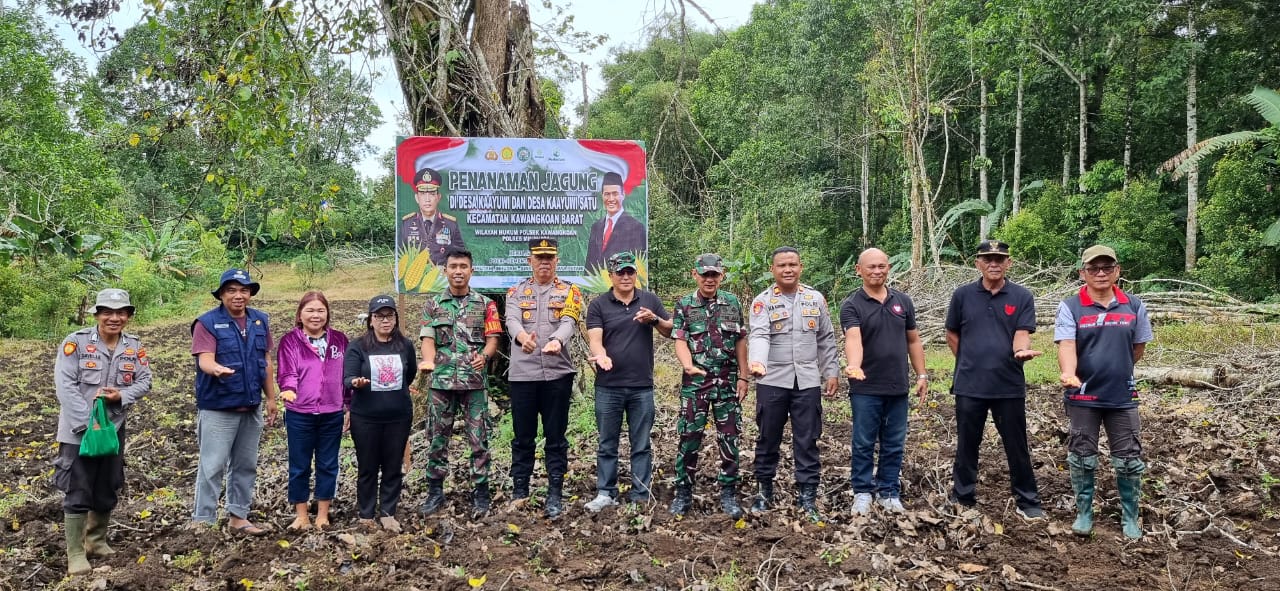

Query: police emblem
[63,342,76,356]
[770,313,779,321]
[522,310,531,320]
[807,319,816,329]
[124,348,135,355]
[523,288,533,296]
[85,361,97,369]
[123,363,135,371]
[752,301,764,315]
[86,344,97,354]
[769,298,778,304]
[122,373,133,385]
[772,322,783,330]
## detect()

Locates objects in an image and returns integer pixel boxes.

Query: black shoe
[947,491,977,508]
[797,482,821,522]
[720,485,744,520]
[420,479,445,515]
[472,484,491,518]
[512,477,530,500]
[749,479,773,513]
[669,484,693,517]
[545,476,564,519]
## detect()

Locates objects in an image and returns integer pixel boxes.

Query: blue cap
[212,268,261,299]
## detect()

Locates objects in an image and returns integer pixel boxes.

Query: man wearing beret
[399,166,466,266]
[585,171,646,272]
[190,268,277,535]
[1055,245,1153,539]
[944,240,1045,520]
[505,238,585,519]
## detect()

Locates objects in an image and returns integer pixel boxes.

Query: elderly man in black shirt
[944,240,1045,520]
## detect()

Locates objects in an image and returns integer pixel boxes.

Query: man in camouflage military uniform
[418,247,502,518]
[669,254,750,519]
[505,238,584,519]
[399,167,465,265]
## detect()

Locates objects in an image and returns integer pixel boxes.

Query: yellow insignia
[772,322,783,331]
[125,348,135,355]
[63,342,77,356]
[441,213,457,221]
[85,361,97,369]
[540,240,548,247]
[769,298,778,304]
[770,313,779,320]
[523,288,532,296]
[254,320,262,325]
[807,319,816,329]
[522,310,531,320]
[402,212,417,220]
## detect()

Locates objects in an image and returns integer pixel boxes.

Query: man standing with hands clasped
[944,240,1045,520]
[747,247,839,521]
[669,254,749,519]
[505,238,585,519]
[584,252,671,512]
[840,248,928,516]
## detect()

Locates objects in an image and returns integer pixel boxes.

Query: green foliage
[0,256,90,340]
[1192,151,1280,301]
[1097,179,1184,279]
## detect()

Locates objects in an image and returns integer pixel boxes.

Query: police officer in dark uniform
[399,167,465,265]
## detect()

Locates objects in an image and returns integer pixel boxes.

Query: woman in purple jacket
[276,291,350,530]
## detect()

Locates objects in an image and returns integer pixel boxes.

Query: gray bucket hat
[91,289,135,314]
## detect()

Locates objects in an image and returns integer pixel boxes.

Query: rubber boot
[797,482,821,522]
[719,484,744,519]
[64,513,91,575]
[1068,453,1097,536]
[512,476,530,500]
[669,484,693,517]
[1114,457,1146,540]
[544,475,564,519]
[749,479,773,513]
[84,511,116,557]
[420,478,445,515]
[472,483,491,518]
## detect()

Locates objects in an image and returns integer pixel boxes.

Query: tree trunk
[978,78,990,239]
[1077,74,1087,192]
[380,0,544,137]
[861,120,870,245]
[1185,4,1199,271]
[1012,66,1024,214]
[1123,58,1134,191]
[1062,146,1071,189]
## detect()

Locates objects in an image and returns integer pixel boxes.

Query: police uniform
[419,290,502,488]
[503,238,583,506]
[747,282,839,488]
[399,212,465,265]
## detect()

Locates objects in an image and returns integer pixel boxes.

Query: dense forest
[2,0,1279,340]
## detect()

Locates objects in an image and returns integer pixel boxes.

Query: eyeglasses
[611,268,637,276]
[372,313,396,321]
[1083,265,1117,275]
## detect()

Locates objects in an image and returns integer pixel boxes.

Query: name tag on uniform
[214,323,230,329]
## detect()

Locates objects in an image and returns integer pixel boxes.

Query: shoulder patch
[752,301,764,315]
[63,342,77,356]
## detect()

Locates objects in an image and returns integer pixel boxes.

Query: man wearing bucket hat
[189,268,277,535]
[944,240,1044,520]
[54,289,152,574]
[1055,245,1153,539]
[399,166,465,265]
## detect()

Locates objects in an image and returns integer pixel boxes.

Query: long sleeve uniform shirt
[504,276,584,381]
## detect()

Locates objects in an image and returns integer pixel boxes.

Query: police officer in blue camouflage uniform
[399,167,465,265]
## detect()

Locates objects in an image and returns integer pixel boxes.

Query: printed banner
[394,137,649,294]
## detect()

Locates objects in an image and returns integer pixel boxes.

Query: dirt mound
[2,300,1278,589]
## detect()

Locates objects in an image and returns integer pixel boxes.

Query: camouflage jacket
[671,290,745,380]
[420,290,502,390]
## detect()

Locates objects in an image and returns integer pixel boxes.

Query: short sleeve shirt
[944,279,1037,398]
[586,289,669,388]
[1054,287,1153,408]
[839,287,916,396]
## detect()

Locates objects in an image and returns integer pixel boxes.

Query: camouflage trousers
[674,379,742,486]
[425,388,491,486]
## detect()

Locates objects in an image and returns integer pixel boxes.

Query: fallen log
[1136,366,1241,389]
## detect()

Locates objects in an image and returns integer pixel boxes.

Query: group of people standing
[52,238,1152,576]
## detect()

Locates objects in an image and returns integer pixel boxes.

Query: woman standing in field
[276,291,349,531]
[53,289,152,575]
[343,295,417,532]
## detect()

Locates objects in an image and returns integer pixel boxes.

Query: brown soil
[2,299,1278,590]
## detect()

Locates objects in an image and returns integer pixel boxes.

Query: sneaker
[1016,506,1046,521]
[584,493,619,513]
[852,493,873,516]
[876,496,905,513]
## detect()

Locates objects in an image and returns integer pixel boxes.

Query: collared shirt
[586,288,669,388]
[945,279,1037,398]
[55,327,152,444]
[420,290,502,390]
[505,276,584,381]
[671,289,745,390]
[839,287,917,396]
[748,283,839,389]
[1054,286,1153,408]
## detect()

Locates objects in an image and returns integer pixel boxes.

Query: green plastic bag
[79,398,120,457]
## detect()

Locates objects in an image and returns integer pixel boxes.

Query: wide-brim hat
[212,268,260,298]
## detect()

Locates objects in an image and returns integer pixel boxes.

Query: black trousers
[752,383,823,485]
[509,374,574,481]
[950,395,1040,509]
[54,427,126,514]
[349,414,411,519]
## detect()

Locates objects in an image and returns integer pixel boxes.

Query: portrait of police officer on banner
[399,166,466,266]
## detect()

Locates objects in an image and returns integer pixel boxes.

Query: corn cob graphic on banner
[396,248,447,293]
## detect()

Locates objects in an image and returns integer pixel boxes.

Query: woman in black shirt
[343,295,417,532]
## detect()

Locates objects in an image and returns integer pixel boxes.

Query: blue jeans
[193,408,264,522]
[850,394,908,497]
[594,386,655,501]
[284,410,345,504]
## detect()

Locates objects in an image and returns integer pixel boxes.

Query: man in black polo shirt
[584,252,672,511]
[840,248,928,516]
[944,240,1045,520]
